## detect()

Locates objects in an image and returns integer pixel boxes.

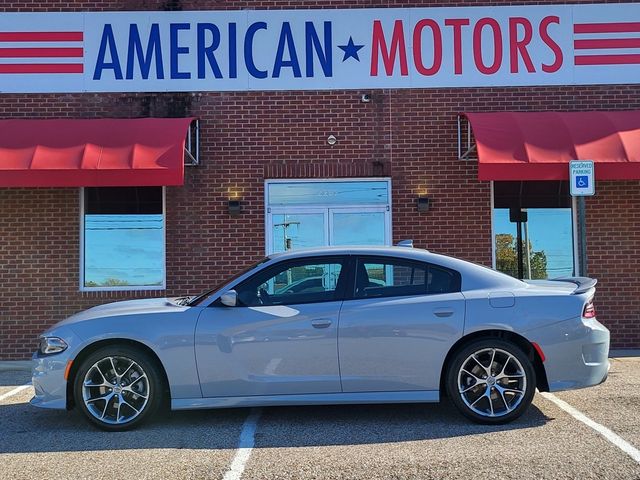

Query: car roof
[268,245,426,259]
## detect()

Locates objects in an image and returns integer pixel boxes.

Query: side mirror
[220,290,238,307]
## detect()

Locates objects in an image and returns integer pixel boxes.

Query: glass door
[265,180,392,255]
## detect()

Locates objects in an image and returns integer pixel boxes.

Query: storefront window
[493,182,575,280]
[265,180,391,254]
[82,187,165,290]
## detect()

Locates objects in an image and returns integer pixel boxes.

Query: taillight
[583,300,596,318]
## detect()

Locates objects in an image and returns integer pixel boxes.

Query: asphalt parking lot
[1,358,639,480]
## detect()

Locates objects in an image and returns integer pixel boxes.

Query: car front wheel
[446,339,536,424]
[73,345,164,431]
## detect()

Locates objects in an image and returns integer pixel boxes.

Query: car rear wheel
[73,345,164,431]
[446,339,536,424]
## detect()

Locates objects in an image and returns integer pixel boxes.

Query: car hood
[53,297,189,328]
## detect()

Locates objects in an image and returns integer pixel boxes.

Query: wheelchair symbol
[576,175,589,189]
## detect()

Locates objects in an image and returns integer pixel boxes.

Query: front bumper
[31,350,70,410]
[526,316,610,392]
[30,325,85,410]
[31,352,68,410]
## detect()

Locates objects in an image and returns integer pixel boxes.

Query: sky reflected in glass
[333,212,385,245]
[84,214,164,287]
[269,181,388,205]
[271,213,325,253]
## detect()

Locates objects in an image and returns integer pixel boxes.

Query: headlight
[39,336,68,355]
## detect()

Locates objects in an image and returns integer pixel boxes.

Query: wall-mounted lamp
[416,196,430,212]
[228,199,242,216]
[327,134,337,146]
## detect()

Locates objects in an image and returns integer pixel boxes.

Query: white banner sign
[0,3,639,93]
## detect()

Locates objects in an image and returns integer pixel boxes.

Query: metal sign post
[570,161,595,277]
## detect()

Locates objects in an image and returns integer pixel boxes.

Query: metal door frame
[265,179,393,255]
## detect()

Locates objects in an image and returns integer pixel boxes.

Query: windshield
[187,257,270,306]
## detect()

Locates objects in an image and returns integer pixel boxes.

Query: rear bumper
[525,316,610,392]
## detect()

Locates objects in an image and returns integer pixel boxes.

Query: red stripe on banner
[0,63,83,74]
[0,48,83,58]
[575,54,640,65]
[0,32,83,42]
[574,22,640,34]
[575,38,640,49]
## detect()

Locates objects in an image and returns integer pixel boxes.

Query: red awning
[464,111,640,181]
[0,117,195,187]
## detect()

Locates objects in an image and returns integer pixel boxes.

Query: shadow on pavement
[0,396,551,454]
[252,400,550,448]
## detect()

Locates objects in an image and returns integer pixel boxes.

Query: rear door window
[354,257,461,299]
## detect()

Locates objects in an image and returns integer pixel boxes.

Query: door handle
[433,308,454,318]
[311,318,333,328]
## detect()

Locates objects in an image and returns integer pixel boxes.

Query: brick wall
[1,0,639,359]
[587,183,640,349]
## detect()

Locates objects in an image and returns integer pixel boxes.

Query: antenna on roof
[396,240,414,248]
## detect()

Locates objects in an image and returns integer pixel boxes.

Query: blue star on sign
[338,37,364,62]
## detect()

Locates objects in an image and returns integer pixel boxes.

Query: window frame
[226,255,351,307]
[264,178,393,255]
[79,186,167,292]
[351,256,462,300]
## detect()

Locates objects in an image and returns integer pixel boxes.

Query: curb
[0,361,32,372]
[609,349,640,358]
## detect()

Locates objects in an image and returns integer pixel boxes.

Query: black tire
[446,338,536,424]
[73,345,164,431]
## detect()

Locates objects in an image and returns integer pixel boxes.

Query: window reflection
[494,208,574,279]
[271,213,325,253]
[493,181,575,280]
[266,180,392,255]
[333,212,385,246]
[83,187,164,289]
[236,261,344,307]
[84,214,164,287]
[269,181,388,205]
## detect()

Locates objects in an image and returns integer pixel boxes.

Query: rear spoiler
[553,277,597,294]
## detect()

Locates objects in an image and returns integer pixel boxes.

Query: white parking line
[222,408,262,480]
[541,392,640,464]
[0,384,31,402]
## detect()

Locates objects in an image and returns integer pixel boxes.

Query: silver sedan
[31,246,610,430]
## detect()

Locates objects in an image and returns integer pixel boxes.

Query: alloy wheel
[457,347,527,418]
[81,355,150,425]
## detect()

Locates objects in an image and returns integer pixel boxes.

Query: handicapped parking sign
[570,161,595,196]
[576,175,589,189]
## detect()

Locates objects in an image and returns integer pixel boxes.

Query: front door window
[235,258,345,307]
